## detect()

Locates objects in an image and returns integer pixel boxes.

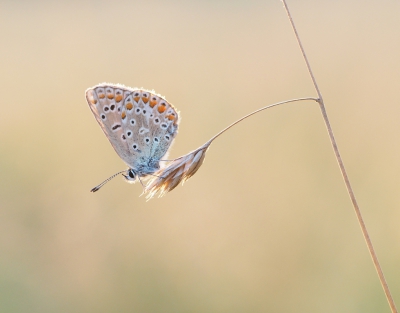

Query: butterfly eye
[128,170,135,179]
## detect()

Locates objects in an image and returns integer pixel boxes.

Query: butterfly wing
[85,83,179,174]
[128,89,180,173]
[86,84,134,167]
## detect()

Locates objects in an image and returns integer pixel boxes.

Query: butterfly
[85,83,179,188]
[86,83,295,199]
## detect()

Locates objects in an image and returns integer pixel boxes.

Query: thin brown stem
[163,97,318,163]
[281,1,397,312]
[206,97,318,144]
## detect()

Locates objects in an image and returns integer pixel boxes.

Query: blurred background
[1,0,399,312]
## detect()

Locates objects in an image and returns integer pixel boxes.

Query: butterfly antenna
[90,170,126,192]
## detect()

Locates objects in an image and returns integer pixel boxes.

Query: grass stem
[281,1,397,312]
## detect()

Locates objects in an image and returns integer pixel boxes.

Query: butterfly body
[85,83,180,183]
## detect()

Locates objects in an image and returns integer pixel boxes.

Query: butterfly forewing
[85,83,180,176]
[86,86,131,163]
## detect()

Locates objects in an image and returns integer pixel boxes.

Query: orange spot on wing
[166,114,175,120]
[107,94,114,99]
[126,103,133,110]
[157,104,167,113]
[90,98,97,105]
[115,94,123,102]
[150,100,157,108]
[142,97,149,104]
[133,96,140,102]
[98,93,105,99]
[121,111,126,119]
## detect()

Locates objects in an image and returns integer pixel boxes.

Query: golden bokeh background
[1,0,399,312]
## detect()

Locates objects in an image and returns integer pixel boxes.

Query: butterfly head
[122,169,137,183]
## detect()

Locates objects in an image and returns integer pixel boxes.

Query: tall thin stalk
[281,1,397,312]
